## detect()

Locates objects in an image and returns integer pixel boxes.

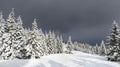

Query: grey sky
[0,0,120,45]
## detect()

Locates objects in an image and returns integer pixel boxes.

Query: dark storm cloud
[0,0,120,44]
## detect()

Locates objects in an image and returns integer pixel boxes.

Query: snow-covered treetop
[17,15,23,25]
[113,20,117,25]
[51,31,56,38]
[16,15,24,30]
[95,43,98,46]
[67,36,73,45]
[101,40,105,45]
[7,8,15,23]
[60,35,63,42]
[107,20,120,46]
[0,11,5,23]
[32,19,38,30]
[111,20,119,31]
[108,20,120,38]
[68,36,72,42]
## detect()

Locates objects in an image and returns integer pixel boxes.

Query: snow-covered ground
[0,51,119,67]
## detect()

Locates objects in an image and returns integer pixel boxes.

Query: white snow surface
[0,51,119,67]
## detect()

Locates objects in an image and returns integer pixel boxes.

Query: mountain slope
[0,51,119,67]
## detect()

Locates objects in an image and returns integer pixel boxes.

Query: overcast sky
[1,0,120,45]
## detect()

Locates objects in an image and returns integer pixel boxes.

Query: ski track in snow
[0,51,119,67]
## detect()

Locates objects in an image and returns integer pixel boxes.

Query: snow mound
[0,51,119,67]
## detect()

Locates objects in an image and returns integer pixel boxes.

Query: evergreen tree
[94,44,100,54]
[0,11,5,33]
[91,46,95,54]
[0,9,26,60]
[45,31,57,54]
[66,36,73,54]
[56,36,63,53]
[25,19,46,59]
[0,8,17,60]
[100,40,107,56]
[73,42,79,51]
[39,29,48,55]
[15,16,29,59]
[107,20,120,61]
[0,11,5,47]
[7,8,15,23]
[0,11,5,59]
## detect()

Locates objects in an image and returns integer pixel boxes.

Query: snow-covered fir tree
[107,20,120,61]
[0,9,28,60]
[94,44,100,54]
[0,11,6,59]
[0,11,5,48]
[0,11,5,35]
[56,36,63,53]
[25,19,47,59]
[72,41,79,51]
[45,31,57,54]
[15,16,29,59]
[66,36,73,54]
[100,40,107,56]
[0,9,19,60]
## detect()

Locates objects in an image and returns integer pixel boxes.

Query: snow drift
[0,51,119,67]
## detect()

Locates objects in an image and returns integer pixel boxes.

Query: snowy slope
[0,51,119,67]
